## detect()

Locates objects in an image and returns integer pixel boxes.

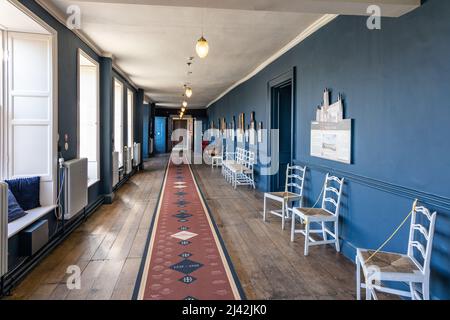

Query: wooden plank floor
[191,164,357,300]
[5,157,360,300]
[5,155,168,300]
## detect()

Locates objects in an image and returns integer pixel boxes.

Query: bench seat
[8,205,56,238]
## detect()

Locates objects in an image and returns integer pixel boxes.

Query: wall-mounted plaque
[311,89,352,164]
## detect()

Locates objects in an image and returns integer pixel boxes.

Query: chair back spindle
[321,173,344,217]
[407,202,437,275]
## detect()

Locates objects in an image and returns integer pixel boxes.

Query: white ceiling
[41,0,419,108]
[0,0,48,34]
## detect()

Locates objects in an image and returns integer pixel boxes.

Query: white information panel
[311,119,352,164]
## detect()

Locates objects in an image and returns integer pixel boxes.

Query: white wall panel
[13,96,49,120]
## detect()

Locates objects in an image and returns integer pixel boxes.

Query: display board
[310,89,352,164]
[311,119,352,164]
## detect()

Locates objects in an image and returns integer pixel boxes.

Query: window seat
[8,205,57,239]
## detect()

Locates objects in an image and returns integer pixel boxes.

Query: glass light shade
[182,101,188,108]
[181,107,186,112]
[196,36,209,59]
[185,87,193,98]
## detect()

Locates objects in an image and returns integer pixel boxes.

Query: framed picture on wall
[257,121,263,143]
[245,124,250,143]
[221,118,226,132]
[249,112,256,145]
[237,113,245,142]
[231,117,235,141]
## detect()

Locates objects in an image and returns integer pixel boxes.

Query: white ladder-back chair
[356,200,437,300]
[291,174,344,256]
[211,141,224,168]
[263,165,306,230]
[222,149,240,182]
[231,149,255,189]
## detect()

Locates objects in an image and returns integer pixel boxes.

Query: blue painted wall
[208,0,450,299]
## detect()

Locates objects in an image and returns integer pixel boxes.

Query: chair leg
[422,281,430,300]
[304,221,310,256]
[263,196,267,222]
[281,200,285,230]
[322,222,327,242]
[365,279,372,300]
[334,220,340,252]
[356,256,361,300]
[291,212,296,242]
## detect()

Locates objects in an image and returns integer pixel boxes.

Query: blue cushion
[5,176,41,211]
[7,189,27,223]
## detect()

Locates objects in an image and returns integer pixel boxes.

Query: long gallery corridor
[7,156,356,300]
[0,0,448,308]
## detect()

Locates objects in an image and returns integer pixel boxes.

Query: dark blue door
[155,117,166,153]
[272,83,292,192]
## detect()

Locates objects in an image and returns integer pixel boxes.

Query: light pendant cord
[364,199,418,264]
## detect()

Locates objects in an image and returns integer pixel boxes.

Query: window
[127,89,134,150]
[114,79,124,167]
[78,49,99,186]
[0,30,55,206]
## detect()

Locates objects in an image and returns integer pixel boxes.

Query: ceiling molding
[206,14,338,108]
[34,0,139,91]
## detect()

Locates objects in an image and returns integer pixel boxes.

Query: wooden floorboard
[5,155,168,300]
[191,164,358,300]
[5,156,367,300]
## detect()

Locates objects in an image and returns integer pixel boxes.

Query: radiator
[63,158,88,220]
[149,138,154,155]
[0,182,7,277]
[112,151,119,187]
[125,146,133,174]
[133,143,141,167]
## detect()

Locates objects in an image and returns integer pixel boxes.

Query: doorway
[155,116,166,154]
[269,70,295,192]
[172,119,188,150]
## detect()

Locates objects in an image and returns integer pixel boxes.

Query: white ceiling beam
[70,0,421,17]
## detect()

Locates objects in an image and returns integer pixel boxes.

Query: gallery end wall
[207,0,450,299]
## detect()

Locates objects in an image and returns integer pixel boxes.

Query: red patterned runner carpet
[135,157,243,300]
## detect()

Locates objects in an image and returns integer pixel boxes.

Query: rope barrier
[364,199,418,264]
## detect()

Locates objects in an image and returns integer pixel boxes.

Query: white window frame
[114,78,124,168]
[127,88,134,150]
[77,48,100,187]
[0,0,58,206]
[0,30,5,181]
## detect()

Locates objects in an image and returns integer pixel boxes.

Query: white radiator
[63,159,88,220]
[0,182,7,277]
[112,151,119,187]
[133,143,141,167]
[125,146,133,175]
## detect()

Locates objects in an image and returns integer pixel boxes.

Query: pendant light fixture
[196,5,209,59]
[181,106,186,113]
[196,36,209,59]
[182,101,188,108]
[184,85,193,98]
